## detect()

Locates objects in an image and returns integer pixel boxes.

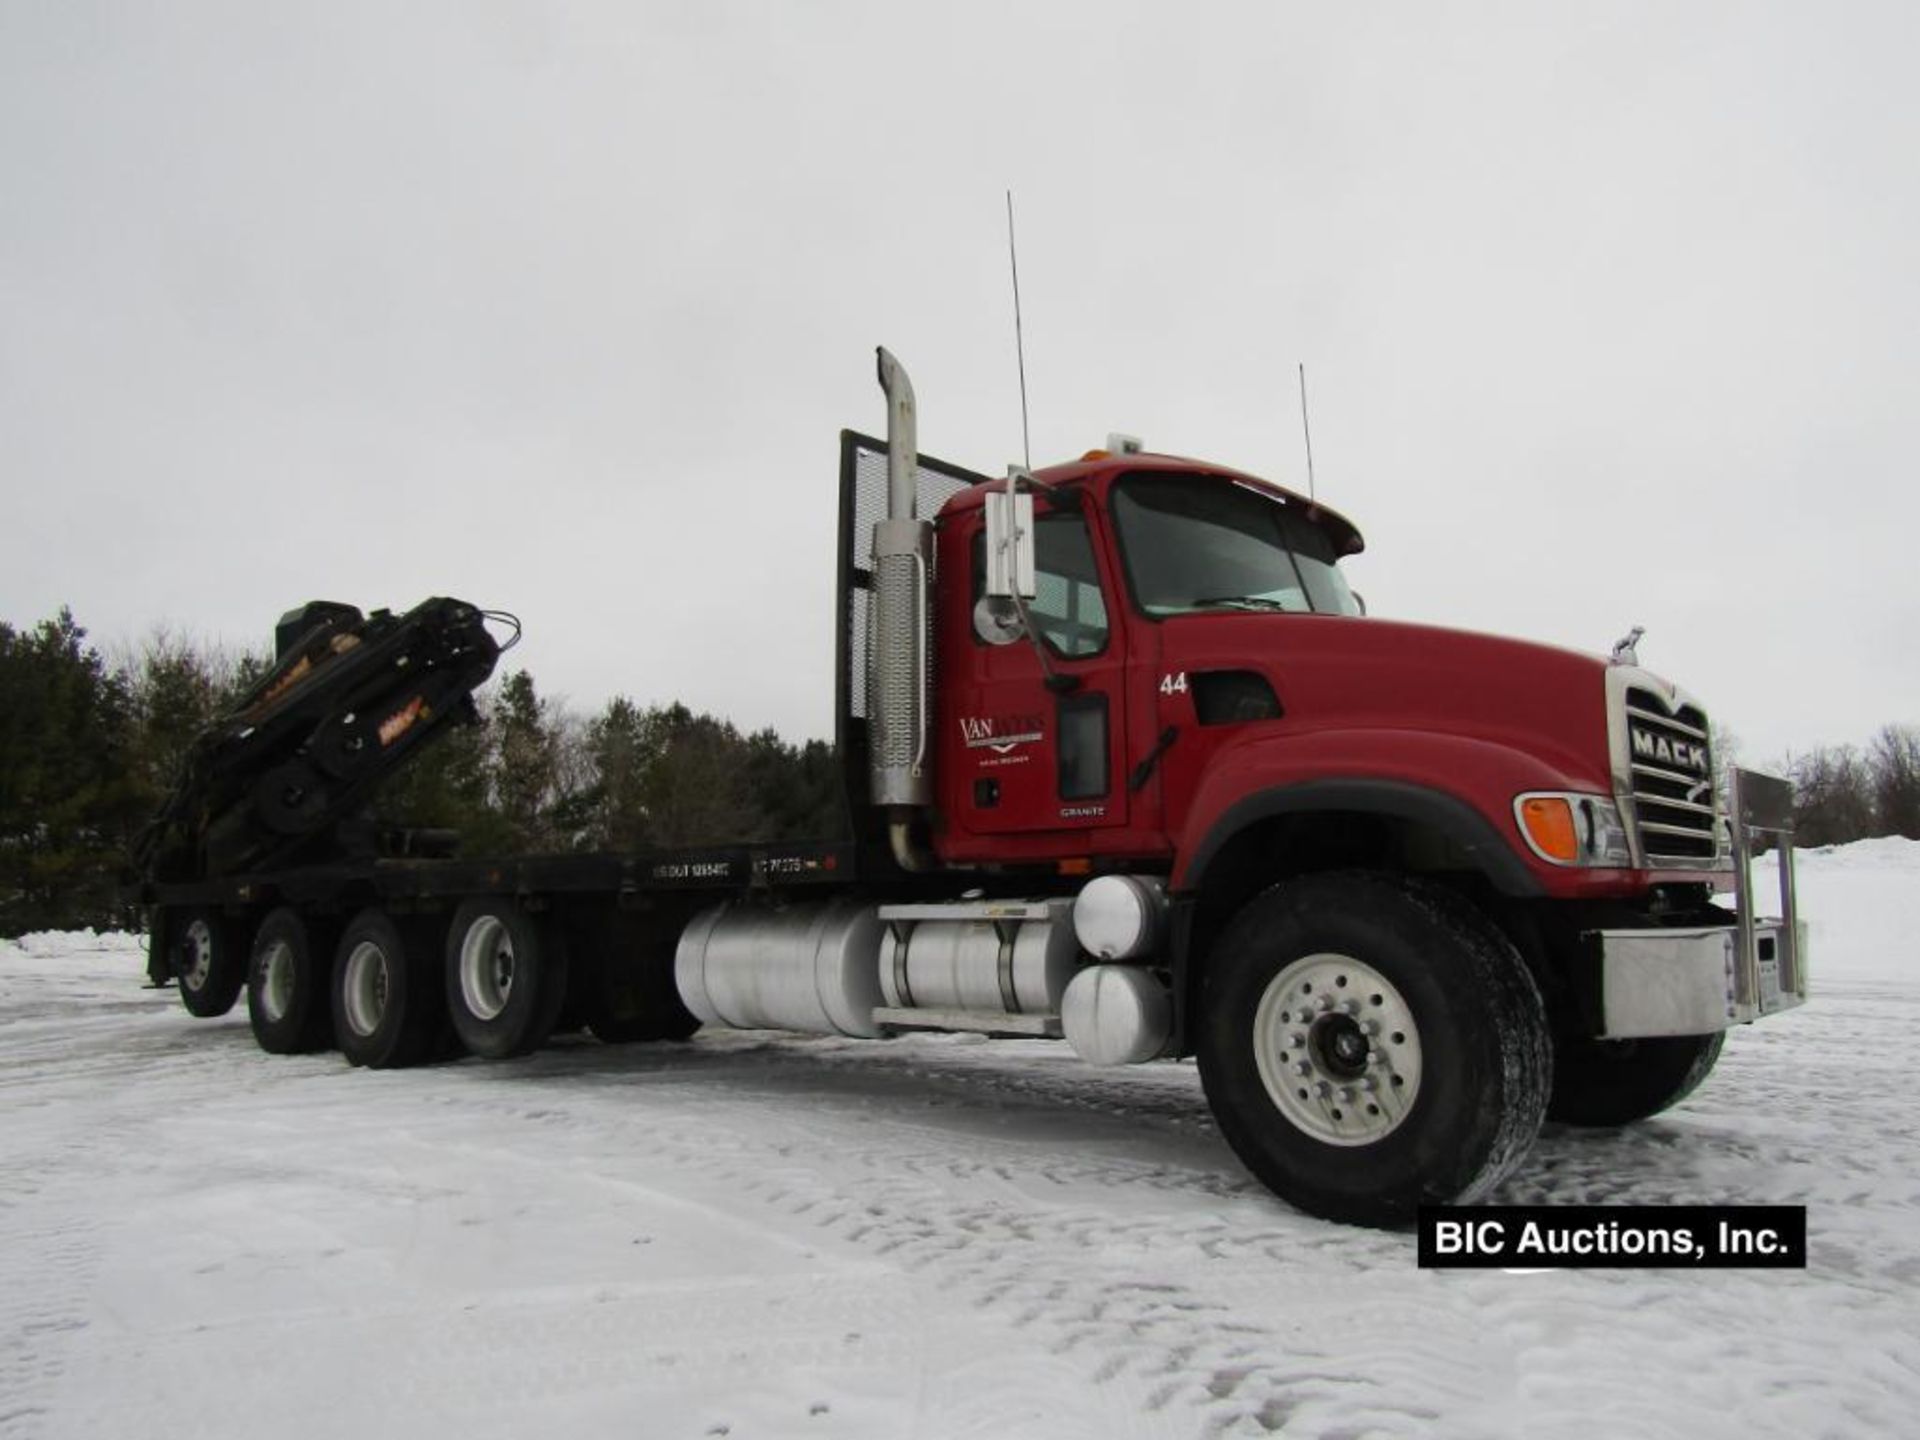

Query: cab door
[941,502,1131,843]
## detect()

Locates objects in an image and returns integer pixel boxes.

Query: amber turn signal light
[1518,796,1580,864]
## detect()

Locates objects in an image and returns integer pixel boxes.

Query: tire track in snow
[9,925,1920,1439]
[0,1132,113,1440]
[443,1061,1501,1439]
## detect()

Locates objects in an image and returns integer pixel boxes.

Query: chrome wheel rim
[259,939,296,1022]
[342,941,391,1038]
[458,916,514,1021]
[180,919,214,992]
[1253,952,1424,1147]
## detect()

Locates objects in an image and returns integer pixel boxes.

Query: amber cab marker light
[1519,796,1580,864]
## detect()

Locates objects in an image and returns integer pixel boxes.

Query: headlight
[1513,792,1633,868]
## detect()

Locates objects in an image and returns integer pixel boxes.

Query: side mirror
[973,596,1026,646]
[984,480,1036,600]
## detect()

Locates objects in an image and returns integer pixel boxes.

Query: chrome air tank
[877,899,1077,1016]
[1061,964,1173,1066]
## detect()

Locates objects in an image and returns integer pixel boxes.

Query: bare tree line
[1774,725,1920,847]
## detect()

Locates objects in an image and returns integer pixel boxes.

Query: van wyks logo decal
[960,713,1045,756]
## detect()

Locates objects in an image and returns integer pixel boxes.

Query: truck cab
[928,449,1711,905]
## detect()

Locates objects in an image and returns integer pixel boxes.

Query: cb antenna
[1297,361,1317,501]
[1007,190,1031,470]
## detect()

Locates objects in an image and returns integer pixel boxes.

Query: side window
[1057,693,1109,799]
[969,512,1111,658]
[1031,516,1108,657]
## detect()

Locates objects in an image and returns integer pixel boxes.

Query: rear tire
[1547,1031,1725,1126]
[332,909,445,1069]
[247,908,336,1054]
[444,899,570,1060]
[172,908,245,1018]
[1197,872,1551,1228]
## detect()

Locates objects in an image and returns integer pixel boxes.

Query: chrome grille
[1622,685,1720,863]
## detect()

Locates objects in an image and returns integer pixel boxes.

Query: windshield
[1109,473,1361,617]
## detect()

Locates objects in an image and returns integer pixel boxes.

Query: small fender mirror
[973,596,1026,646]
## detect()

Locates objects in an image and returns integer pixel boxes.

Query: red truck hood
[1157,612,1615,789]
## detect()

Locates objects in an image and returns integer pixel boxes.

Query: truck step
[872,1005,1062,1039]
[877,900,1065,923]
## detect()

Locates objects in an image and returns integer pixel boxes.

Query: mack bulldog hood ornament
[1611,625,1645,667]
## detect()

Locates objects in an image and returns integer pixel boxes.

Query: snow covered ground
[2,842,1916,1440]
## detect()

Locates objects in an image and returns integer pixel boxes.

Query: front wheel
[1197,872,1551,1228]
[1548,1031,1725,1126]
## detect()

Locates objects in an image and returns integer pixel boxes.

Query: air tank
[1061,964,1173,1066]
[877,899,1077,1015]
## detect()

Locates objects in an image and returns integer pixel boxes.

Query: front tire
[1547,1031,1725,1126]
[1197,872,1551,1228]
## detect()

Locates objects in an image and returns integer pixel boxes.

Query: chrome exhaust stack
[869,349,935,845]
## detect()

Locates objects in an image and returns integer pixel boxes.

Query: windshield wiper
[1189,595,1294,613]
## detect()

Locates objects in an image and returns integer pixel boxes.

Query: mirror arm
[996,466,1081,693]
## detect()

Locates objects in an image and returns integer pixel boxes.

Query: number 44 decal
[1159,672,1189,696]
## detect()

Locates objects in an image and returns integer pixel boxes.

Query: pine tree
[636,703,761,847]
[0,610,142,933]
[492,670,562,851]
[580,696,655,849]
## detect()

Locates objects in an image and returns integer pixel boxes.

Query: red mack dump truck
[135,349,1808,1227]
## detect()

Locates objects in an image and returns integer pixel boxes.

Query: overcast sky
[3,1,1914,765]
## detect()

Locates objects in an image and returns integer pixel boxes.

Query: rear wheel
[1548,1031,1725,1125]
[247,908,336,1053]
[332,909,445,1069]
[444,899,570,1059]
[172,908,245,1018]
[1198,872,1551,1228]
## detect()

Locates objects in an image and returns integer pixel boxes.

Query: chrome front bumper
[1589,768,1809,1039]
